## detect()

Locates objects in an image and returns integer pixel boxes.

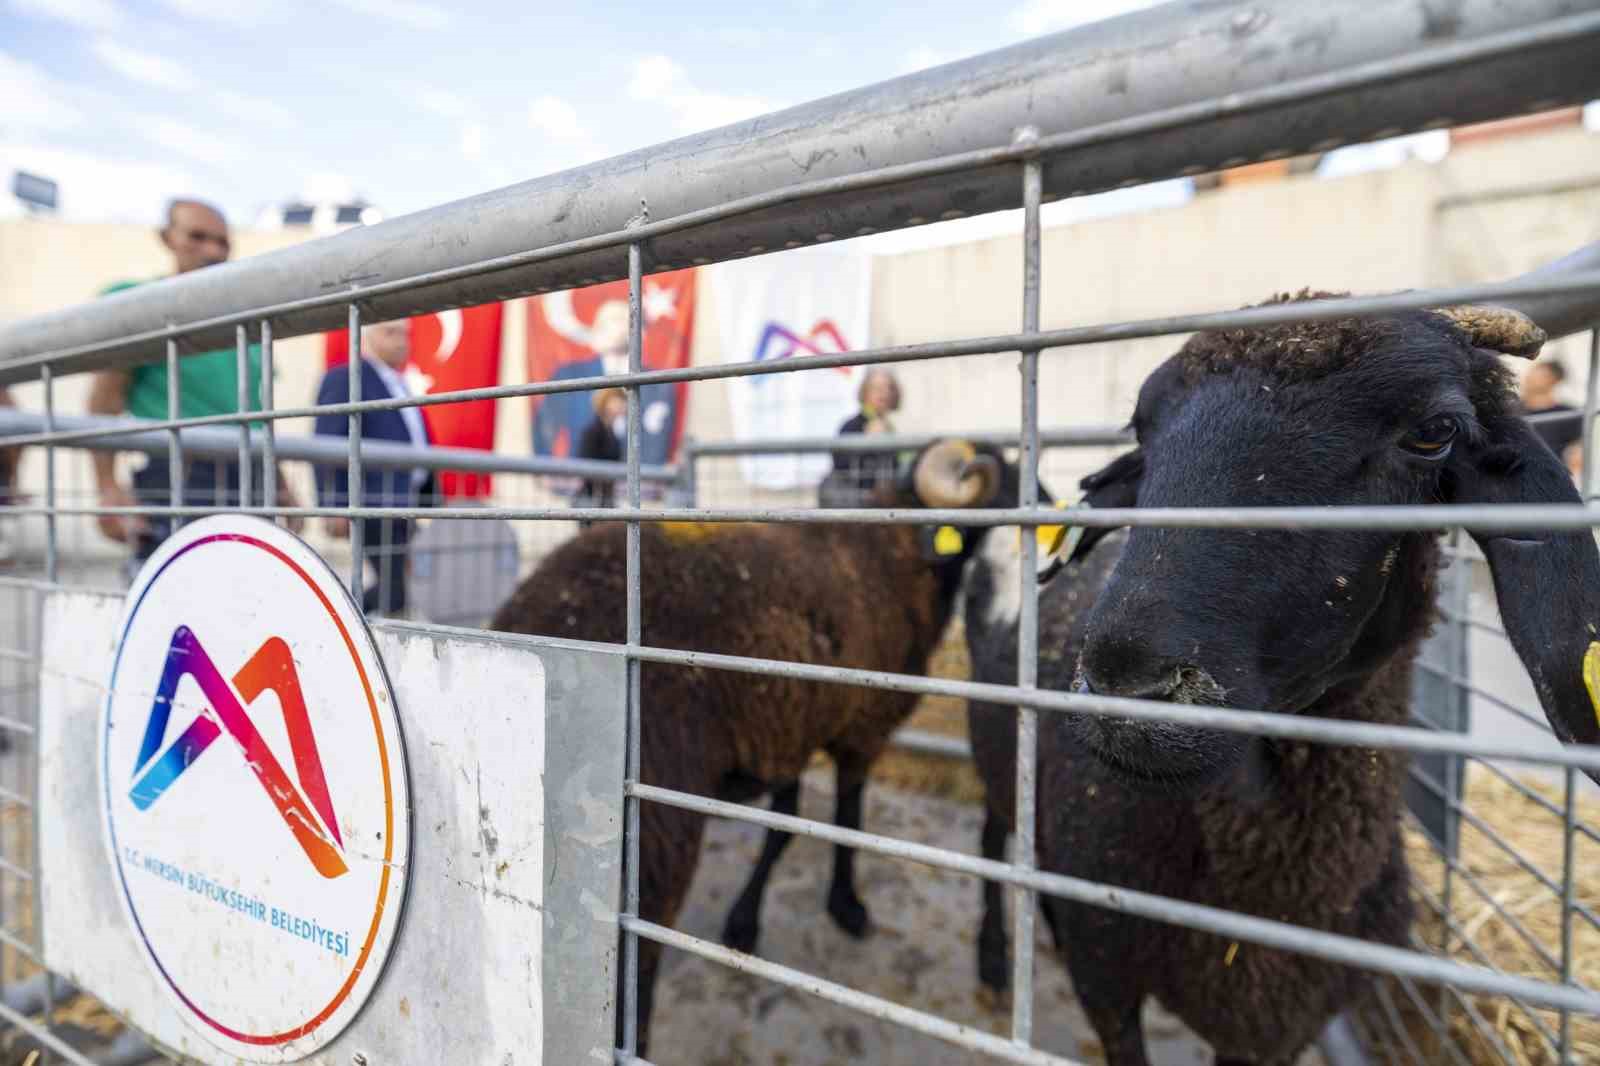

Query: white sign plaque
[99,515,410,1061]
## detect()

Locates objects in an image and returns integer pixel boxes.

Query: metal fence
[2,1,1600,1063]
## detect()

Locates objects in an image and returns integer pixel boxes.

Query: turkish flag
[322,304,504,498]
[526,269,695,468]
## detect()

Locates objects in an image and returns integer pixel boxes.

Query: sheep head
[1060,292,1600,791]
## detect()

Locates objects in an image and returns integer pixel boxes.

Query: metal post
[1583,329,1599,502]
[1012,130,1042,1047]
[1560,766,1577,1063]
[1563,329,1597,1064]
[620,232,645,1057]
[348,305,364,608]
[41,366,55,585]
[1438,526,1469,1022]
[166,339,182,532]
[35,362,55,1063]
[681,437,698,508]
[261,320,276,515]
[235,324,251,512]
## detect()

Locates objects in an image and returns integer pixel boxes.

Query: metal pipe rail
[0,408,680,483]
[0,1,1598,380]
[1,3,1598,1064]
[687,426,1134,456]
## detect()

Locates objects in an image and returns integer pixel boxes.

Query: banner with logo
[712,245,871,490]
[525,269,696,473]
[321,304,505,499]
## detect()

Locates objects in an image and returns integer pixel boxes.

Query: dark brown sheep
[964,298,1600,1065]
[490,438,1012,1056]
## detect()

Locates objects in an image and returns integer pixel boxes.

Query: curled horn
[913,439,1002,508]
[1436,304,1547,359]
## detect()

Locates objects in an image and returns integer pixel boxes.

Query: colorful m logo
[130,626,348,879]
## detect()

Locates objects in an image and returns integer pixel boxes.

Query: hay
[1369,769,1600,1065]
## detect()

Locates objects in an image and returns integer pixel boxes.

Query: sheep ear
[1452,410,1600,783]
[1067,447,1143,564]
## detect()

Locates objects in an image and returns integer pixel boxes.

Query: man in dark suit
[313,319,433,615]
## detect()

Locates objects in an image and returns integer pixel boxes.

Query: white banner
[713,245,872,491]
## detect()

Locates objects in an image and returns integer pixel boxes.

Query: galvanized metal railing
[1,1,1599,1063]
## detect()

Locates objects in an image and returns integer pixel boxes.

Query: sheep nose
[1073,668,1179,702]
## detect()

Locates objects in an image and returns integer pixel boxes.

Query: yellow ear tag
[1584,642,1600,729]
[933,526,965,556]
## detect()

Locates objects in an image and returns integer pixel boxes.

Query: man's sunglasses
[178,229,230,250]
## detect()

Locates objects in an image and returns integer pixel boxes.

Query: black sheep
[491,438,1015,1056]
[965,297,1600,1065]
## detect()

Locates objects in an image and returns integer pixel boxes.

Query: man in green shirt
[87,199,299,566]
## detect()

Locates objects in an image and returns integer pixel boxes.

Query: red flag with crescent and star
[322,304,504,498]
[525,269,696,467]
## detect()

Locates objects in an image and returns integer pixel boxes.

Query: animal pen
[0,1,1599,1063]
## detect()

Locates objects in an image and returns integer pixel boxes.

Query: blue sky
[0,0,1163,230]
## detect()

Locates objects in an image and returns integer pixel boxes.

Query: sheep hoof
[827,892,871,939]
[721,914,760,955]
[975,982,1012,1014]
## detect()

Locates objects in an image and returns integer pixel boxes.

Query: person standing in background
[87,198,299,572]
[824,368,903,505]
[313,319,433,615]
[1519,358,1581,459]
[573,387,626,525]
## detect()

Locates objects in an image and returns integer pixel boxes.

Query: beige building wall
[0,123,1595,564]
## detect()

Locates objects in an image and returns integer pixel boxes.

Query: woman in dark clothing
[574,387,627,524]
[824,369,902,506]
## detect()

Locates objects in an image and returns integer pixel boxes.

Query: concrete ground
[647,769,1325,1066]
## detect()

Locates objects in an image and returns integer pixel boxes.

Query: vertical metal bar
[166,339,182,532]
[1568,330,1598,1063]
[620,236,645,1056]
[1439,527,1468,1025]
[347,305,364,608]
[1560,765,1577,1063]
[681,437,698,508]
[261,320,276,515]
[1011,131,1043,1047]
[41,366,55,585]
[1582,329,1598,503]
[235,324,251,511]
[35,363,55,1064]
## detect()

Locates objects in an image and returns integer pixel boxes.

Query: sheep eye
[1400,416,1458,459]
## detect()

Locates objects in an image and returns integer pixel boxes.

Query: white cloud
[0,140,199,222]
[301,172,357,203]
[459,121,484,161]
[215,90,293,129]
[0,52,85,132]
[528,95,583,141]
[416,86,469,118]
[153,0,278,25]
[328,0,450,30]
[713,27,767,49]
[92,38,193,91]
[627,55,775,135]
[7,0,123,32]
[132,115,241,166]
[1010,0,1156,36]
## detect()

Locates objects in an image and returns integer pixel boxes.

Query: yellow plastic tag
[1583,641,1600,730]
[933,526,965,556]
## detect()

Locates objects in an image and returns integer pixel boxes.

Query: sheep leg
[721,782,802,954]
[825,754,872,938]
[977,807,1011,995]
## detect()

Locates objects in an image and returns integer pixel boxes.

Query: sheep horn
[914,439,1001,508]
[1435,304,1547,359]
